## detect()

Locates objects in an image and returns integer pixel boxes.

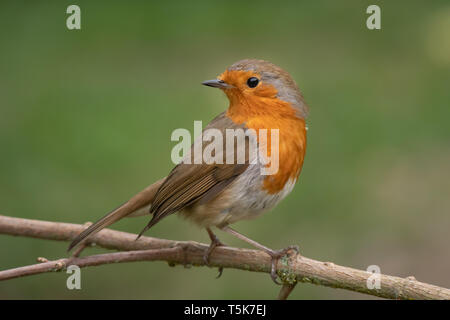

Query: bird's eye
[246,77,259,88]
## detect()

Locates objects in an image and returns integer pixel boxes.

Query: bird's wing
[139,112,250,235]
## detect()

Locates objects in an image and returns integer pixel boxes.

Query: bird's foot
[266,245,300,285]
[204,230,225,278]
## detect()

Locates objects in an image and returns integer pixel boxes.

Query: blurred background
[0,0,449,299]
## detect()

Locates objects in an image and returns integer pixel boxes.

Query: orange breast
[226,92,307,194]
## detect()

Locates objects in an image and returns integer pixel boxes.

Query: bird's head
[202,59,308,120]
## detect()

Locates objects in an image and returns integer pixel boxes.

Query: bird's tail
[67,177,165,251]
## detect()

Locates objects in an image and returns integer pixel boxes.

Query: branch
[0,215,449,300]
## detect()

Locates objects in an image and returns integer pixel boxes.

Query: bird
[68,59,309,283]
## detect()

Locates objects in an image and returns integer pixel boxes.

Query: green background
[1,0,449,299]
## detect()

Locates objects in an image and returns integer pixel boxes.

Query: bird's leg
[220,226,299,284]
[204,227,225,278]
[204,227,225,264]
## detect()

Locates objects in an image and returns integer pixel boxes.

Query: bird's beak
[202,79,233,89]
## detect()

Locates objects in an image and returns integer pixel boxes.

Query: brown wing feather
[138,112,249,236]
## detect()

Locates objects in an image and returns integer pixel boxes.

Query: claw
[271,259,281,284]
[266,245,300,285]
[203,235,224,265]
[204,228,226,278]
[216,267,224,279]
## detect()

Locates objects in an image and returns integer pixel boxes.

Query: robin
[68,59,308,283]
